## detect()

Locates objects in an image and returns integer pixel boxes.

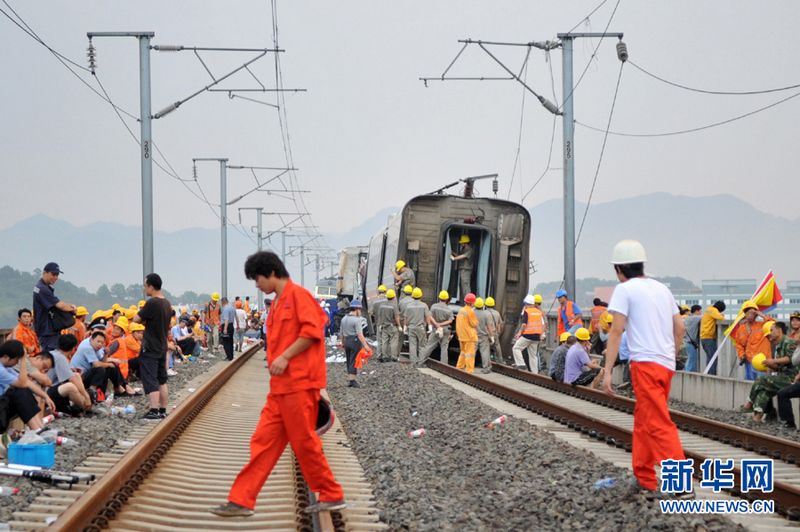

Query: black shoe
[348,381,360,388]
[143,410,162,421]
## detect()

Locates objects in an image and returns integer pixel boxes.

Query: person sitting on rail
[741,321,797,422]
[563,328,604,389]
[733,300,774,381]
[0,340,51,430]
[33,335,92,415]
[549,332,575,383]
[70,331,134,402]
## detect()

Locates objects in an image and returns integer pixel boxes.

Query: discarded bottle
[0,486,19,497]
[124,405,136,416]
[104,392,115,406]
[56,436,76,447]
[36,430,62,444]
[41,414,55,426]
[593,478,617,490]
[408,429,426,438]
[485,415,507,428]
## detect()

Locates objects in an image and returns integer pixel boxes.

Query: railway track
[10,343,382,531]
[424,359,800,519]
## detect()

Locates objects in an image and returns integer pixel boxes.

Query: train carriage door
[439,224,492,302]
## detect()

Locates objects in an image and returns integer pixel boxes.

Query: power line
[575,87,800,138]
[574,61,624,247]
[506,48,531,200]
[566,0,609,34]
[629,60,800,96]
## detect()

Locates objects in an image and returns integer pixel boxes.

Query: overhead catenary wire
[506,48,532,201]
[565,0,609,35]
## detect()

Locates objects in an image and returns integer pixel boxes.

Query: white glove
[489,336,495,345]
[403,326,408,334]
[436,327,443,339]
[397,326,403,333]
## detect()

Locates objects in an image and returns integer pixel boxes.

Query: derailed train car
[364,188,530,358]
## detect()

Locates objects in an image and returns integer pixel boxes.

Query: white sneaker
[167,369,178,376]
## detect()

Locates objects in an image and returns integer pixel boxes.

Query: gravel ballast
[0,348,227,524]
[327,360,739,531]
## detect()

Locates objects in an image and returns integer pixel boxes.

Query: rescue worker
[474,297,495,374]
[63,306,89,344]
[392,260,415,292]
[602,240,689,498]
[404,288,431,367]
[206,292,222,353]
[11,308,41,356]
[455,293,479,373]
[484,297,504,362]
[419,290,454,365]
[512,295,545,372]
[375,289,401,362]
[733,300,773,381]
[339,300,371,388]
[450,235,473,299]
[589,298,607,335]
[700,300,726,375]
[370,285,388,359]
[397,285,414,354]
[212,251,345,517]
[556,289,583,336]
[743,321,797,422]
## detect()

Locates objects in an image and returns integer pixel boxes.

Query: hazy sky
[2,0,798,246]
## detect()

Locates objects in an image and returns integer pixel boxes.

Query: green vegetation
[0,265,212,329]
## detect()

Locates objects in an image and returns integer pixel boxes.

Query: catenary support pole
[256,208,263,252]
[219,159,229,298]
[561,35,576,300]
[139,35,154,283]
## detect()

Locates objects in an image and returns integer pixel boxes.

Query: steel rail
[425,359,800,517]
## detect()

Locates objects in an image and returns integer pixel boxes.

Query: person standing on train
[512,295,546,372]
[376,289,401,362]
[485,297,504,363]
[603,240,688,497]
[556,289,583,336]
[450,235,473,300]
[474,297,496,374]
[419,290,454,365]
[404,288,431,367]
[392,260,415,292]
[455,293,479,374]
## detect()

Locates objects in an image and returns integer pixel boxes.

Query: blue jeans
[701,339,718,375]
[684,343,699,372]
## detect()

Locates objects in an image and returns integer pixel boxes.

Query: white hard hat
[611,239,648,265]
[523,295,536,305]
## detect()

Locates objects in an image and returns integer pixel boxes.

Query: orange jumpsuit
[110,334,141,380]
[455,306,478,373]
[228,279,343,510]
[62,319,87,344]
[11,324,40,355]
[734,320,773,362]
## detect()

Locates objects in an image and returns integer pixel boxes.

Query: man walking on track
[602,240,690,497]
[212,251,345,517]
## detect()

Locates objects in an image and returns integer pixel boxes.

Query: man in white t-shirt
[602,240,688,497]
[234,303,249,352]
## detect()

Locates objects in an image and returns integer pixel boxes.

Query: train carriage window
[440,226,492,301]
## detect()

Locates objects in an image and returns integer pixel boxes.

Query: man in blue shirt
[563,328,604,388]
[220,297,236,361]
[71,331,129,401]
[0,340,48,430]
[32,262,77,351]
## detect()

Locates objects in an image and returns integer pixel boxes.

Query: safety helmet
[114,316,130,333]
[752,352,768,372]
[523,295,536,305]
[464,293,477,304]
[91,310,105,322]
[395,260,406,271]
[610,239,648,265]
[762,321,774,336]
[211,292,221,301]
[791,311,800,321]
[555,289,567,299]
[138,300,146,308]
[412,287,423,299]
[123,309,136,320]
[459,235,470,244]
[485,297,496,308]
[403,285,413,295]
[474,297,485,309]
[75,306,89,317]
[112,303,122,311]
[378,284,387,293]
[438,290,450,301]
[350,300,363,309]
[386,289,397,299]
[741,300,758,313]
[575,328,591,341]
[315,397,335,436]
[602,312,614,324]
[129,322,145,333]
[534,294,543,304]
[559,332,572,343]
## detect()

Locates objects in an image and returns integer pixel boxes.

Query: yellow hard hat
[386,289,397,299]
[75,306,89,317]
[181,306,187,314]
[459,235,470,244]
[533,294,543,304]
[575,327,591,341]
[474,297,485,309]
[138,300,146,308]
[741,300,758,312]
[111,303,122,311]
[485,297,496,308]
[438,290,450,301]
[378,284,387,293]
[114,316,130,333]
[412,287,423,299]
[602,312,614,324]
[403,285,413,295]
[123,309,136,320]
[762,321,774,336]
[680,304,690,312]
[101,309,114,319]
[559,332,572,342]
[752,352,768,372]
[395,260,406,271]
[91,310,105,322]
[129,322,145,333]
[211,292,221,302]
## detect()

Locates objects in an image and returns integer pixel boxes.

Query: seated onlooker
[32,335,92,414]
[70,331,134,401]
[0,340,49,430]
[107,322,145,382]
[563,328,604,389]
[743,322,797,422]
[171,317,197,360]
[549,332,575,382]
[11,308,41,356]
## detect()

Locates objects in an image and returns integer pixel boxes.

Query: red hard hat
[315,397,335,436]
[464,293,477,304]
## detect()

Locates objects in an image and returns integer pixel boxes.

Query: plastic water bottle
[0,487,18,497]
[593,478,617,490]
[56,436,76,447]
[41,414,55,426]
[105,392,115,406]
[124,405,136,417]
[485,415,507,428]
[408,429,426,438]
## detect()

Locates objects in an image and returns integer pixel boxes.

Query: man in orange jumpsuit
[456,293,479,373]
[603,240,690,498]
[212,251,345,517]
[11,309,41,356]
[733,300,773,381]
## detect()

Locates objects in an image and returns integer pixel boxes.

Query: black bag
[49,307,76,332]
[0,395,11,434]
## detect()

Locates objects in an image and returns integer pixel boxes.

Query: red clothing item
[228,389,344,509]
[12,324,40,355]
[265,280,328,395]
[630,362,685,490]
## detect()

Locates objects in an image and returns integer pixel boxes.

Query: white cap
[523,295,536,305]
[611,239,648,265]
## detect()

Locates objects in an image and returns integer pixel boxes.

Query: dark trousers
[701,339,718,375]
[221,323,235,360]
[82,366,124,391]
[777,382,800,427]
[177,338,196,357]
[5,387,39,424]
[343,336,359,376]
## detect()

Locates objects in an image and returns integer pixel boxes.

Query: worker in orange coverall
[456,293,479,373]
[211,251,345,518]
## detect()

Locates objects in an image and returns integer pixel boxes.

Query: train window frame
[437,222,493,301]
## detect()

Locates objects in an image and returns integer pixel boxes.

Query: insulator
[616,41,628,63]
[192,163,198,180]
[492,178,499,195]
